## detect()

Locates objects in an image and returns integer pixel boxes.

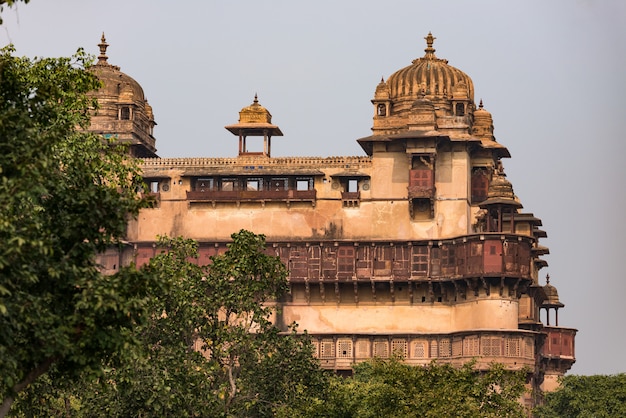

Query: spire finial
[253,93,258,104]
[424,32,436,59]
[546,273,550,284]
[98,32,109,64]
[479,99,484,109]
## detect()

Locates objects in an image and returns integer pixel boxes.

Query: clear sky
[2,0,625,376]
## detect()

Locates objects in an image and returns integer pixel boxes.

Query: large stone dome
[385,32,474,116]
[86,34,157,158]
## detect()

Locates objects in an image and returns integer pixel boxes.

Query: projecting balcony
[186,189,317,206]
[408,169,434,199]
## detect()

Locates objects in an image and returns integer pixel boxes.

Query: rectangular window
[296,177,313,191]
[412,341,427,358]
[392,339,408,358]
[373,340,389,358]
[439,339,451,357]
[246,178,262,191]
[337,339,353,358]
[337,247,355,277]
[524,337,534,359]
[270,177,288,191]
[481,336,502,356]
[347,179,358,193]
[505,337,521,357]
[195,178,214,192]
[221,178,236,191]
[356,340,370,358]
[320,339,335,359]
[412,246,429,276]
[463,336,480,356]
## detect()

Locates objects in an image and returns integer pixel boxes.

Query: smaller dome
[541,274,564,308]
[374,77,390,100]
[238,94,273,124]
[473,99,495,140]
[479,162,522,208]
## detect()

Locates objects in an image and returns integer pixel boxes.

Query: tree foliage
[299,358,528,418]
[13,232,328,417]
[0,0,30,24]
[0,46,153,415]
[535,374,626,418]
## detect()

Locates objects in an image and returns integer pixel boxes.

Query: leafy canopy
[13,232,329,417]
[535,374,626,418]
[0,46,152,415]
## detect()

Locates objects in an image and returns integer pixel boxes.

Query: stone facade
[91,33,576,406]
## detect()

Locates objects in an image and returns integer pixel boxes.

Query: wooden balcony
[186,189,316,204]
[408,169,434,198]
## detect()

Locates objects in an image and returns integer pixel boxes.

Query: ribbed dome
[473,100,495,140]
[386,33,474,115]
[85,34,157,158]
[89,34,146,104]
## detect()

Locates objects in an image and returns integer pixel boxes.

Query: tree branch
[0,356,58,418]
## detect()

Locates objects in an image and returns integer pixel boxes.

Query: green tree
[0,0,30,24]
[535,374,626,418]
[0,46,153,416]
[304,357,527,418]
[16,232,328,417]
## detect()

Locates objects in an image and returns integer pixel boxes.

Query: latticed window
[463,336,480,356]
[439,339,451,357]
[452,339,463,357]
[337,339,353,359]
[356,339,370,359]
[481,336,502,356]
[411,246,429,276]
[337,247,355,276]
[430,340,438,358]
[471,167,489,203]
[523,337,534,359]
[311,340,320,358]
[320,339,335,359]
[373,340,389,358]
[391,339,408,358]
[505,337,521,357]
[411,341,427,358]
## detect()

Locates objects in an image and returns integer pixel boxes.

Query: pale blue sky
[2,0,625,375]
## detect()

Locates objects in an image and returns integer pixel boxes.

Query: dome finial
[253,93,258,104]
[98,32,109,64]
[424,32,436,59]
[479,99,484,109]
[546,273,550,285]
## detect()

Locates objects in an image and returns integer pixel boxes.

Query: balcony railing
[186,189,316,202]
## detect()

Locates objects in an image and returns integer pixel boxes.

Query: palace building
[91,33,576,406]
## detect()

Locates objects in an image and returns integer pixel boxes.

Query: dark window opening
[455,103,465,116]
[120,106,131,120]
[411,198,432,220]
